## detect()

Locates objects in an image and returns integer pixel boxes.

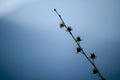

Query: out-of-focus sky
[0,0,120,80]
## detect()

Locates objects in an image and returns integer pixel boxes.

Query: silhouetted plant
[76,36,82,42]
[66,26,72,32]
[54,9,106,80]
[93,68,98,74]
[60,22,64,28]
[76,47,82,53]
[90,53,96,59]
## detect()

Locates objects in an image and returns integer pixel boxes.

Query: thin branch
[54,9,106,80]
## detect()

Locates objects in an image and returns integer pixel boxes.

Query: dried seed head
[93,68,98,74]
[76,36,82,42]
[67,26,72,32]
[60,22,64,28]
[90,53,96,59]
[76,47,82,53]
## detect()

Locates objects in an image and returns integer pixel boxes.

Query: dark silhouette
[93,68,98,74]
[76,47,82,53]
[66,26,72,32]
[76,36,82,42]
[90,53,96,59]
[54,9,106,80]
[60,22,64,28]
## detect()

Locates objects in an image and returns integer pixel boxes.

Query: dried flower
[67,26,72,32]
[76,47,82,53]
[76,36,82,42]
[60,22,64,28]
[90,53,96,59]
[93,68,98,74]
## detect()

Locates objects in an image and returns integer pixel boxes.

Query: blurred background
[0,0,120,80]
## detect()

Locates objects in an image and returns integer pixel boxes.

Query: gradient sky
[0,0,120,80]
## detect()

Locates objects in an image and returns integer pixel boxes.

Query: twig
[54,9,106,80]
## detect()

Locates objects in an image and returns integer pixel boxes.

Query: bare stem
[54,9,106,80]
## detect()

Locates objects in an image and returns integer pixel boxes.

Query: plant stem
[54,9,106,80]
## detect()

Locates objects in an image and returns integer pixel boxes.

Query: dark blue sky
[0,0,120,80]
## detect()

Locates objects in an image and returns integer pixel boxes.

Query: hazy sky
[0,0,120,80]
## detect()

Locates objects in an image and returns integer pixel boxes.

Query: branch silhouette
[54,9,106,80]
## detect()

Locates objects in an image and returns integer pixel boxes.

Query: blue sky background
[0,0,120,80]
